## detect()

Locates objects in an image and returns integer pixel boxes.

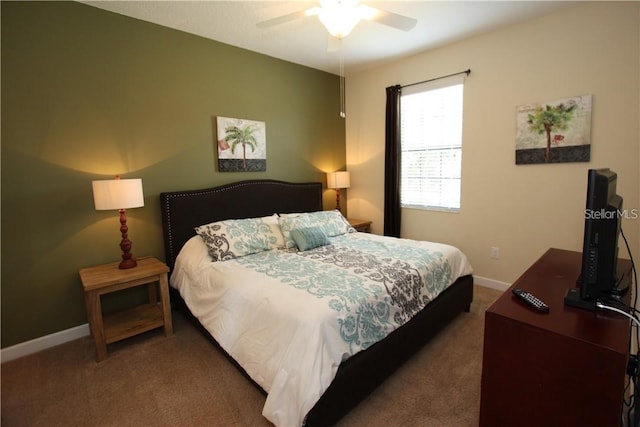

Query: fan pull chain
[339,39,346,118]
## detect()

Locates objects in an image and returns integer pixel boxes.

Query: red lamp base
[119,257,137,270]
[118,208,137,269]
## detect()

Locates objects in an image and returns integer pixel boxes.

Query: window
[400,76,464,212]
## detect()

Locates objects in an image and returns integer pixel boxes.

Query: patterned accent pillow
[278,210,356,249]
[290,227,329,251]
[195,214,284,262]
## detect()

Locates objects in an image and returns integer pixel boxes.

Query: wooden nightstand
[348,218,372,233]
[79,256,173,362]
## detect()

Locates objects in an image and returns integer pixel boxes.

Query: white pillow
[195,214,284,261]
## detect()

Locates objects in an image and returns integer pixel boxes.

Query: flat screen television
[565,168,627,310]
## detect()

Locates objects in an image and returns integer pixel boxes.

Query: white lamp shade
[327,171,350,189]
[92,178,144,210]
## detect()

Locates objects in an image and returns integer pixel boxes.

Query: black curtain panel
[384,85,402,237]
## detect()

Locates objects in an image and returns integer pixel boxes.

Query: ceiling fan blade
[359,5,417,32]
[256,9,309,29]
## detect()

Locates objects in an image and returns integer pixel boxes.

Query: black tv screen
[578,168,623,300]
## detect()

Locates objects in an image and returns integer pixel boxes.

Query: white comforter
[170,232,473,427]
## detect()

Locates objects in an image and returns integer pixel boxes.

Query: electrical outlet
[490,247,500,259]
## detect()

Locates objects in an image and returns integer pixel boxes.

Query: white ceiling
[84,1,574,76]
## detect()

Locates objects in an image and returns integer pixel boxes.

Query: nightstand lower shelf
[103,304,165,344]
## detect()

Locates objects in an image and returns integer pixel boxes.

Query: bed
[160,179,474,427]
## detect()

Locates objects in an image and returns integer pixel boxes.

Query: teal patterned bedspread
[236,233,454,355]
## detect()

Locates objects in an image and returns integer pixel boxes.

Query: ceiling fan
[258,1,416,119]
[257,0,417,39]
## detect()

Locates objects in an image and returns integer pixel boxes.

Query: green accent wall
[1,1,346,347]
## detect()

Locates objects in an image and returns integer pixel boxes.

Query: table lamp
[326,171,350,212]
[92,176,144,269]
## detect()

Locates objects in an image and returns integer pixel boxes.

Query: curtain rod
[401,69,471,89]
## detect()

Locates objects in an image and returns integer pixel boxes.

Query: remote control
[512,288,550,313]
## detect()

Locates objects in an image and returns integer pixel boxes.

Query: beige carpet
[1,285,501,427]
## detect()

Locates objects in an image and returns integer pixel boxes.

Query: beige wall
[346,2,640,285]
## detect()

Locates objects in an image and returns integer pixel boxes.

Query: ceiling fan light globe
[319,15,360,38]
[316,0,362,39]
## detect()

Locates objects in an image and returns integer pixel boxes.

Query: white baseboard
[473,275,511,291]
[1,274,509,363]
[1,323,90,363]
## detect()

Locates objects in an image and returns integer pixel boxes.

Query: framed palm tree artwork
[515,95,592,164]
[216,116,267,172]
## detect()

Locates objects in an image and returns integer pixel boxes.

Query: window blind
[400,75,464,212]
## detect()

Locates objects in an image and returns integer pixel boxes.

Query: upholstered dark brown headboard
[160,179,323,271]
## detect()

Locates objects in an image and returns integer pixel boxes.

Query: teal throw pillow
[290,227,329,251]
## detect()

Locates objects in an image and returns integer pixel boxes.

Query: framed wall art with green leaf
[216,116,266,172]
[515,95,592,165]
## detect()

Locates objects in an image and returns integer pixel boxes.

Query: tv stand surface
[479,248,633,427]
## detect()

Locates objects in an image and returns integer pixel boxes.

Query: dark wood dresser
[479,248,633,427]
